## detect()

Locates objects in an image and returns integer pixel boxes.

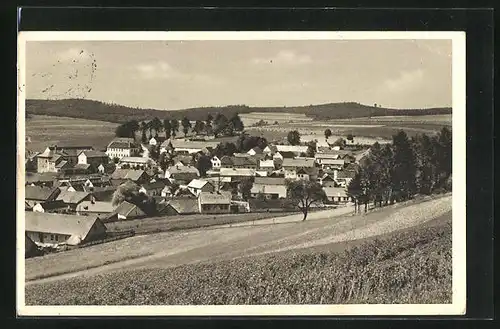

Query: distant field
[25,115,118,152]
[240,112,313,126]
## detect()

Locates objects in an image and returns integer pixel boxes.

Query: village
[23,115,374,257]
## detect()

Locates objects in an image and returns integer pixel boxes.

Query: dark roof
[115,201,146,217]
[25,186,60,201]
[276,151,295,158]
[166,198,199,214]
[254,177,286,185]
[73,163,91,170]
[141,180,167,190]
[56,191,90,204]
[221,156,257,167]
[111,169,147,181]
[107,138,138,149]
[250,146,263,154]
[297,167,320,175]
[25,172,59,184]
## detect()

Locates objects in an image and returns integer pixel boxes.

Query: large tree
[230,114,245,132]
[238,177,254,201]
[391,130,417,201]
[214,142,237,158]
[306,140,317,157]
[193,120,206,135]
[195,154,213,177]
[213,113,229,137]
[170,119,179,138]
[163,119,172,139]
[324,128,332,140]
[181,117,192,137]
[111,180,142,207]
[140,121,148,143]
[150,117,163,137]
[287,130,301,146]
[286,180,326,221]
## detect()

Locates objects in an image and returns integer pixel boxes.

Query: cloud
[383,69,425,92]
[251,50,312,66]
[135,61,222,84]
[56,48,92,62]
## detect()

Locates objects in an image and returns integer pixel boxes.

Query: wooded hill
[26,98,452,124]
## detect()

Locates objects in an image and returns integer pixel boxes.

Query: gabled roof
[25,186,60,201]
[275,145,309,153]
[274,151,295,159]
[107,138,138,149]
[249,146,263,154]
[282,158,315,168]
[76,201,115,213]
[187,179,211,189]
[254,177,286,185]
[119,157,152,164]
[55,160,69,169]
[162,139,219,150]
[141,180,167,190]
[199,191,232,205]
[259,159,275,168]
[111,169,147,181]
[25,211,104,241]
[321,159,345,166]
[166,165,200,175]
[219,168,255,177]
[79,150,108,158]
[114,201,146,217]
[323,187,348,198]
[73,163,91,170]
[166,198,199,214]
[264,145,278,153]
[56,191,90,204]
[221,156,257,167]
[25,172,60,184]
[297,167,320,175]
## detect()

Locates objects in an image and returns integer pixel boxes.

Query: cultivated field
[25,115,119,152]
[25,207,452,305]
[244,112,451,143]
[25,194,451,288]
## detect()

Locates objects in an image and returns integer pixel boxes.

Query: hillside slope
[26,98,452,124]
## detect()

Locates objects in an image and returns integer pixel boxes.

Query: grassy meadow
[25,212,451,305]
[25,115,118,152]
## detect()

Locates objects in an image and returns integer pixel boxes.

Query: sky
[25,39,452,110]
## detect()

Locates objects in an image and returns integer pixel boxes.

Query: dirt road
[26,195,452,286]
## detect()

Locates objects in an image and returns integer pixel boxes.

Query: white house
[77,150,109,166]
[187,179,215,197]
[247,146,263,156]
[275,144,309,155]
[211,156,222,169]
[106,138,140,160]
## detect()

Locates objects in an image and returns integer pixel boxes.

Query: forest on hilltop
[26,98,452,124]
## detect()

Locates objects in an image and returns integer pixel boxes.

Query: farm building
[220,156,258,169]
[118,156,156,169]
[139,180,167,196]
[77,150,109,167]
[25,211,107,247]
[110,168,149,186]
[25,186,65,212]
[160,139,219,155]
[250,177,287,199]
[198,191,232,214]
[76,200,115,218]
[55,190,92,211]
[165,165,200,184]
[187,179,215,197]
[323,187,351,204]
[114,201,146,220]
[163,197,200,215]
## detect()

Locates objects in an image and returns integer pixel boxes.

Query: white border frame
[16,31,466,317]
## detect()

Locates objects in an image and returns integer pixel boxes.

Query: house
[318,158,345,170]
[187,179,215,196]
[76,200,115,218]
[25,172,59,187]
[25,186,63,212]
[258,159,275,171]
[25,233,40,258]
[55,190,92,211]
[198,191,232,214]
[149,136,166,146]
[275,144,309,155]
[25,211,106,246]
[163,197,200,215]
[70,163,92,175]
[118,156,156,169]
[335,168,357,187]
[263,145,278,155]
[110,168,149,186]
[250,177,287,199]
[220,156,257,169]
[296,167,320,181]
[211,156,222,169]
[160,139,219,155]
[204,176,232,191]
[78,150,109,167]
[219,168,255,180]
[114,201,146,220]
[319,173,338,187]
[105,137,140,160]
[247,146,263,156]
[282,158,316,180]
[37,145,93,173]
[273,151,296,161]
[323,187,351,204]
[139,180,167,196]
[173,154,193,166]
[165,164,200,183]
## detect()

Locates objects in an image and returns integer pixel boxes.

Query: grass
[25,115,118,152]
[106,211,299,235]
[25,213,452,305]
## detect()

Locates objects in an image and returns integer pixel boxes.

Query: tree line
[114,113,245,143]
[347,127,452,213]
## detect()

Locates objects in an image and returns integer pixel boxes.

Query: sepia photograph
[17,31,466,316]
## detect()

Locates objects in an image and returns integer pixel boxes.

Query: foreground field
[25,195,451,287]
[25,115,118,152]
[25,210,451,305]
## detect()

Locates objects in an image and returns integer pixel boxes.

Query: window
[50,234,55,241]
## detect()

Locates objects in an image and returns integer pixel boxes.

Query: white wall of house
[32,203,45,213]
